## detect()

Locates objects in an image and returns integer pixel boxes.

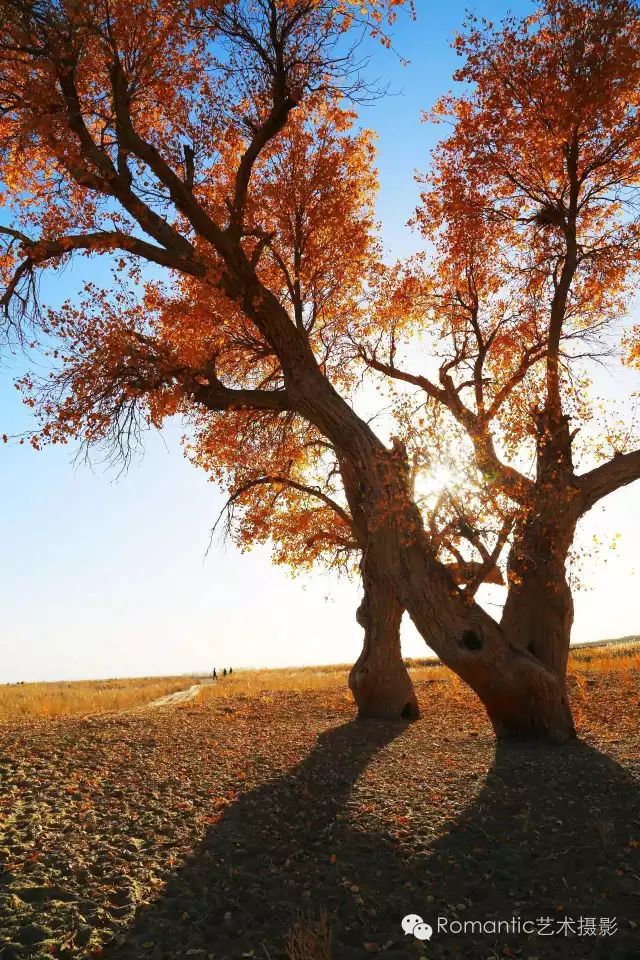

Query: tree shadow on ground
[103,722,640,960]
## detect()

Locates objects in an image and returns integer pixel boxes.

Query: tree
[3,0,638,741]
[196,406,510,720]
[360,0,640,734]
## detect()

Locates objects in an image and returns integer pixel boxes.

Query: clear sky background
[1,0,638,684]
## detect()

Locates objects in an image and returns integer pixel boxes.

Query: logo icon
[401,914,433,941]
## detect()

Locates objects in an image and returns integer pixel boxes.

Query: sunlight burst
[414,466,457,500]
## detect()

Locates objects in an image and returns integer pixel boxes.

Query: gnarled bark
[490,500,581,742]
[335,439,578,743]
[349,555,419,721]
[388,533,577,743]
[479,663,575,742]
[502,511,578,670]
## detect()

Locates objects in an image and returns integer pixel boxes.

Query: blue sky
[1,0,638,684]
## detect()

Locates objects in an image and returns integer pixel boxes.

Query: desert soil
[1,674,639,960]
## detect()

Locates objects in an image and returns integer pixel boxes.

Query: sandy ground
[146,685,204,709]
[1,672,638,960]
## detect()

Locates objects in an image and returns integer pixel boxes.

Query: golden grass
[198,664,354,701]
[572,652,640,673]
[285,914,332,960]
[196,661,450,701]
[199,642,640,702]
[2,638,638,723]
[569,639,640,673]
[0,676,197,723]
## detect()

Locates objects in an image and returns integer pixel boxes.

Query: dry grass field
[0,677,200,723]
[1,639,638,721]
[194,639,640,701]
[1,641,639,960]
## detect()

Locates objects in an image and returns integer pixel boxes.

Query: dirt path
[147,683,203,708]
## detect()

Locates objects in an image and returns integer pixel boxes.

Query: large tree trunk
[470,656,576,742]
[337,444,579,743]
[502,517,577,673]
[344,456,582,741]
[387,537,577,743]
[349,556,419,721]
[494,504,580,741]
[239,290,579,743]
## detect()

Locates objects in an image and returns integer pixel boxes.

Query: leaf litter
[0,675,638,960]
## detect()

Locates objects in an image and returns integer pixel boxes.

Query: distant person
[229,667,233,675]
[212,668,217,680]
[223,668,227,677]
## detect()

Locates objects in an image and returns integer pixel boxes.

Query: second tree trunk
[349,556,419,721]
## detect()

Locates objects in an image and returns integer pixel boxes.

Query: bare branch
[578,448,640,509]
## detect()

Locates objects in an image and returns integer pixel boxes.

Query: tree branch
[108,57,229,253]
[360,348,534,505]
[230,91,300,233]
[193,372,290,414]
[359,349,450,405]
[1,227,203,277]
[462,515,513,597]
[578,448,640,509]
[223,474,353,528]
